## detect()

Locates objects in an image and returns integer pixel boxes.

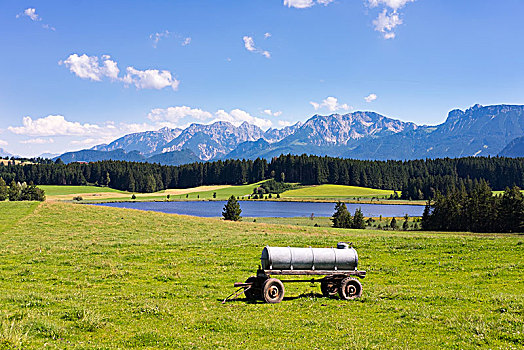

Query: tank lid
[337,242,349,249]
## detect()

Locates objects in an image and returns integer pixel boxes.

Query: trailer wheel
[244,276,261,300]
[320,278,338,297]
[338,277,362,300]
[262,278,285,304]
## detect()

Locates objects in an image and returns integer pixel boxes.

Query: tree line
[421,182,524,233]
[0,178,45,202]
[1,155,523,198]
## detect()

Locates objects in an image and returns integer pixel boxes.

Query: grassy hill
[282,184,397,199]
[0,202,522,348]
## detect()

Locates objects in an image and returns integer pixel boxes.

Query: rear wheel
[262,278,285,304]
[338,277,362,300]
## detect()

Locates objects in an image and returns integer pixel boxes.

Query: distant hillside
[57,104,524,164]
[57,148,198,166]
[499,136,524,157]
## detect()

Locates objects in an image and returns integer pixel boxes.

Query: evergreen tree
[20,184,45,201]
[497,186,524,232]
[8,180,20,201]
[352,208,366,229]
[402,215,409,231]
[222,195,242,221]
[331,202,352,228]
[0,177,7,201]
[390,217,398,230]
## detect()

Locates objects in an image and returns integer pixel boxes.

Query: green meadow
[0,201,522,349]
[281,184,397,199]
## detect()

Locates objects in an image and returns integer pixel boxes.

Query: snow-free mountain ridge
[56,104,524,164]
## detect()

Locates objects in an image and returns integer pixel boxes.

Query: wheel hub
[269,285,279,298]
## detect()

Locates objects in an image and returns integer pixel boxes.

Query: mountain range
[56,104,524,165]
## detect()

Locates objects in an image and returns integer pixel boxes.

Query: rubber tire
[262,278,285,304]
[338,277,362,300]
[244,276,260,300]
[320,278,338,298]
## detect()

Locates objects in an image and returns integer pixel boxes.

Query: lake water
[92,201,425,218]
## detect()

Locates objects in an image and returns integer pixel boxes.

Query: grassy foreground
[0,202,522,349]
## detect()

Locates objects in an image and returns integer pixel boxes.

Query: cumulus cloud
[148,106,213,123]
[60,54,119,81]
[16,7,55,31]
[278,120,294,127]
[264,32,272,39]
[243,36,271,58]
[263,109,283,117]
[8,115,102,136]
[60,54,179,90]
[17,8,40,21]
[310,97,351,112]
[373,9,402,39]
[283,0,333,8]
[368,0,414,11]
[8,115,155,141]
[365,93,378,102]
[182,37,192,46]
[148,106,273,130]
[368,0,414,39]
[20,138,54,144]
[122,67,179,90]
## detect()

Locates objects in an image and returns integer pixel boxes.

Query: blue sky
[1,0,524,157]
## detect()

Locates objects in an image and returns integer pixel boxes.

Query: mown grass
[282,184,397,199]
[39,185,127,196]
[0,202,522,349]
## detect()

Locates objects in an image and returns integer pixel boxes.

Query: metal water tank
[260,243,358,271]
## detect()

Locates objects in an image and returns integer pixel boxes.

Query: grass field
[41,182,265,202]
[0,202,522,349]
[282,184,397,199]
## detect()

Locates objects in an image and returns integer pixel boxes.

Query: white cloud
[0,140,7,146]
[283,0,333,8]
[148,106,273,130]
[8,116,155,141]
[8,116,102,137]
[123,67,179,90]
[150,31,191,48]
[148,106,213,123]
[16,8,55,31]
[368,0,414,11]
[150,30,171,48]
[20,138,54,144]
[243,36,271,58]
[278,120,293,127]
[17,8,40,21]
[368,0,415,39]
[364,93,378,102]
[60,54,120,81]
[373,9,402,39]
[263,109,283,117]
[60,54,179,90]
[310,96,351,112]
[264,32,272,39]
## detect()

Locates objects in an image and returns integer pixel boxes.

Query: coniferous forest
[0,154,523,200]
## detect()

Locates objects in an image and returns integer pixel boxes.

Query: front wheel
[262,278,285,304]
[320,278,338,297]
[338,277,362,300]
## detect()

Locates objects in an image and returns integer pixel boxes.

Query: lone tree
[0,178,7,201]
[390,217,398,230]
[352,208,366,229]
[332,202,352,228]
[223,195,242,221]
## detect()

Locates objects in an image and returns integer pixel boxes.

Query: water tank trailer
[224,243,366,304]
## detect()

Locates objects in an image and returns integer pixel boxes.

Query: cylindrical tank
[260,243,358,271]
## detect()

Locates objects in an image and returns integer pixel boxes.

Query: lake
[92,201,425,218]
